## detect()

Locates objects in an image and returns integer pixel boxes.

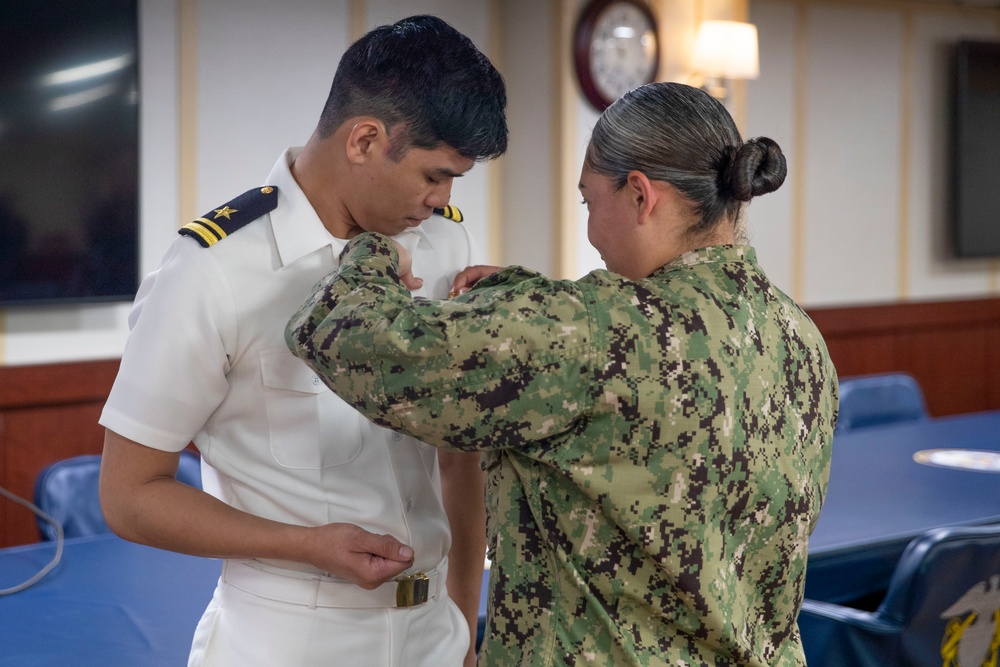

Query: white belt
[222,558,446,610]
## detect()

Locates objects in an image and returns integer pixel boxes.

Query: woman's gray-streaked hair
[585,82,786,236]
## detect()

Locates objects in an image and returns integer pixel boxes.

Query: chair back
[799,524,1000,666]
[33,454,106,541]
[33,450,202,541]
[836,372,928,432]
[882,525,1000,665]
[176,449,203,489]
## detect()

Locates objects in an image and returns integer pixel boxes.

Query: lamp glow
[691,21,759,81]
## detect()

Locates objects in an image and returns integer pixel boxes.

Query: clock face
[575,0,659,111]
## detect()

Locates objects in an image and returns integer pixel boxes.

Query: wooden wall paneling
[988,324,1000,409]
[821,335,897,379]
[0,412,6,549]
[0,359,118,548]
[3,403,108,546]
[0,360,120,409]
[807,298,1000,419]
[897,326,989,417]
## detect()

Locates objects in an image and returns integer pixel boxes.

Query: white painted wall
[744,0,1000,306]
[497,0,557,274]
[2,0,999,365]
[740,0,797,293]
[194,0,350,214]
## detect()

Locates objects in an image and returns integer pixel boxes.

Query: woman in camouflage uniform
[287,82,839,666]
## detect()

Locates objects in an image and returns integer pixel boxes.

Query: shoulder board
[179,186,279,247]
[432,204,463,223]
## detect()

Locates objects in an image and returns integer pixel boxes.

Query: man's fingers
[352,532,415,589]
[361,532,414,562]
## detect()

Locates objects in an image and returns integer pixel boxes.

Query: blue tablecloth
[0,534,220,667]
[805,409,1000,604]
[0,533,491,666]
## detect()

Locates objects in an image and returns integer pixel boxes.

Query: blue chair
[798,524,1000,667]
[177,449,203,489]
[34,450,202,541]
[836,373,929,432]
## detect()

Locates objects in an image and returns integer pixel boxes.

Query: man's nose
[425,183,452,209]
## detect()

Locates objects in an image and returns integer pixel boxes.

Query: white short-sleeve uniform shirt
[99,148,479,664]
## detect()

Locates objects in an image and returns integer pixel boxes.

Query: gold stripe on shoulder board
[180,222,220,247]
[433,205,463,223]
[196,217,228,239]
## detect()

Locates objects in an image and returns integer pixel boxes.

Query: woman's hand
[390,241,424,291]
[449,265,503,298]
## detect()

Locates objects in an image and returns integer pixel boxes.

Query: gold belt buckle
[395,572,430,607]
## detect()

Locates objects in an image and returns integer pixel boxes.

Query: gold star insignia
[213,206,238,220]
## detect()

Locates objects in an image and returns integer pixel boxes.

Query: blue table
[805,410,1000,604]
[0,534,221,667]
[0,533,491,666]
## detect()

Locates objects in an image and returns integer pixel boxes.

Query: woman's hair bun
[723,136,787,202]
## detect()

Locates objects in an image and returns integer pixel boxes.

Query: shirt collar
[650,244,758,279]
[266,147,431,267]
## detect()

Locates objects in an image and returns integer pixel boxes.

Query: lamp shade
[691,20,760,80]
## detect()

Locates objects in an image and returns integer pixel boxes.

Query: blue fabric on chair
[33,454,106,541]
[34,450,203,541]
[836,372,929,432]
[176,449,203,489]
[798,524,1000,667]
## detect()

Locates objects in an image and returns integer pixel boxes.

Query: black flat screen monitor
[953,40,1000,259]
[0,2,139,307]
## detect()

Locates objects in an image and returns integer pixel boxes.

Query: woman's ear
[626,171,657,225]
[345,119,385,164]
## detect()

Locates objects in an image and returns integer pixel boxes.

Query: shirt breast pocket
[259,349,363,469]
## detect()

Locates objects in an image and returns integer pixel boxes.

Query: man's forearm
[99,429,416,588]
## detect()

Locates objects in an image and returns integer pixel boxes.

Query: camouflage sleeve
[286,232,596,452]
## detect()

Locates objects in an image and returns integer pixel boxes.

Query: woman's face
[579,165,635,277]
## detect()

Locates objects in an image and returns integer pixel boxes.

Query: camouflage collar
[650,244,758,279]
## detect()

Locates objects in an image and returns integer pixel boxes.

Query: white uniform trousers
[188,560,469,666]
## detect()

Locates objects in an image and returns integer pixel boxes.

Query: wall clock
[574,0,660,112]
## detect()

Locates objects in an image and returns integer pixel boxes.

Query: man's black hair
[317,15,507,161]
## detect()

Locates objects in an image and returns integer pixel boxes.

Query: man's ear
[346,119,386,165]
[626,170,658,225]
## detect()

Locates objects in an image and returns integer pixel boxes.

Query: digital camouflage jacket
[286,233,838,667]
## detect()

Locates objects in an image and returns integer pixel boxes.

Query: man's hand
[450,264,503,298]
[305,523,416,589]
[101,431,415,591]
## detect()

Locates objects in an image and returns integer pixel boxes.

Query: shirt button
[392,432,402,441]
[312,376,321,385]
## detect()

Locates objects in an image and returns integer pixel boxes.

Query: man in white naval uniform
[98,15,507,667]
